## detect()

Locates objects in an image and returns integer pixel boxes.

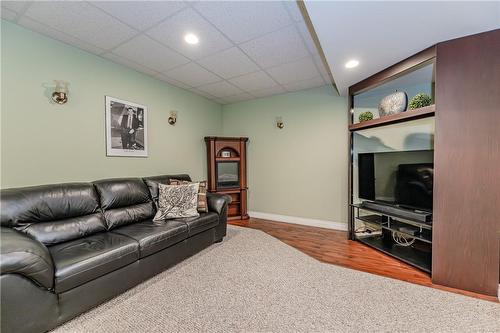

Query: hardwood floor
[229,218,498,302]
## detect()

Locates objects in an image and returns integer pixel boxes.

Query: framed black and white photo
[105,96,148,157]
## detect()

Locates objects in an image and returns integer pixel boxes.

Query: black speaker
[361,201,432,223]
[358,153,375,200]
[382,228,393,247]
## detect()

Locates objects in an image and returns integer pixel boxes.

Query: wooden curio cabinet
[204,137,249,220]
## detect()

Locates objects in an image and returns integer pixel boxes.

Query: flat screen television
[358,150,434,211]
[217,161,239,189]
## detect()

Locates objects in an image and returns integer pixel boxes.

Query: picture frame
[105,96,148,157]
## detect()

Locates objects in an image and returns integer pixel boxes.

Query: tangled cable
[392,231,415,246]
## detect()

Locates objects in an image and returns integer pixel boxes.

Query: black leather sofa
[0,174,230,333]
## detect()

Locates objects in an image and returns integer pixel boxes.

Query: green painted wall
[1,21,349,225]
[222,86,348,224]
[1,21,222,188]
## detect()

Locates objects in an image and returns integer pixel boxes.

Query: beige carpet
[53,226,500,332]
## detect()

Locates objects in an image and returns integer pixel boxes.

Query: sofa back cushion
[93,178,154,230]
[143,174,191,203]
[0,183,106,245]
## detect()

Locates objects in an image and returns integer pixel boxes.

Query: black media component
[358,150,434,211]
[361,201,432,224]
[395,163,433,210]
[382,228,394,247]
[358,153,375,200]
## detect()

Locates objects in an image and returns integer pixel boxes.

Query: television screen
[358,150,434,211]
[217,161,239,189]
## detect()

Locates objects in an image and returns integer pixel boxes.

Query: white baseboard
[248,211,347,231]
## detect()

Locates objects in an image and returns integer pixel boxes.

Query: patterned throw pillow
[153,183,200,222]
[170,179,208,213]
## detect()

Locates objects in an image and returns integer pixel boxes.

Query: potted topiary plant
[358,111,374,122]
[408,93,432,110]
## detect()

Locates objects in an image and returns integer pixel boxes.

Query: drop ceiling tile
[313,55,331,82]
[197,47,259,79]
[146,8,233,60]
[222,92,255,104]
[1,1,30,13]
[1,7,18,21]
[297,21,317,54]
[188,88,218,100]
[152,72,193,89]
[24,1,138,50]
[322,74,332,85]
[283,76,326,92]
[197,81,243,98]
[6,1,335,99]
[18,17,105,55]
[101,52,160,77]
[228,71,277,91]
[249,85,287,98]
[213,98,227,105]
[111,35,189,72]
[193,1,292,44]
[90,1,187,31]
[283,1,304,22]
[163,62,221,87]
[266,57,320,85]
[240,25,309,69]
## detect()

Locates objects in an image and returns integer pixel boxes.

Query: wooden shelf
[215,157,240,161]
[213,189,241,194]
[349,105,435,131]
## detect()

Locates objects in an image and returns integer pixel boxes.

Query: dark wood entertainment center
[205,136,249,220]
[348,29,500,297]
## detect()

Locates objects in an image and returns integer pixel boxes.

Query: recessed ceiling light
[345,59,359,69]
[184,33,199,45]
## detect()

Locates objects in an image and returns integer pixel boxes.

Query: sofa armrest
[207,193,231,241]
[207,192,231,215]
[0,227,54,289]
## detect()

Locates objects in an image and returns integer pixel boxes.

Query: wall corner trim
[248,211,348,231]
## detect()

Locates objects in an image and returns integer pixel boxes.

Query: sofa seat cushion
[49,233,139,293]
[175,212,218,237]
[111,220,188,258]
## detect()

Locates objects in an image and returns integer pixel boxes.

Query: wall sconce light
[276,116,284,129]
[168,111,177,125]
[51,80,69,104]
